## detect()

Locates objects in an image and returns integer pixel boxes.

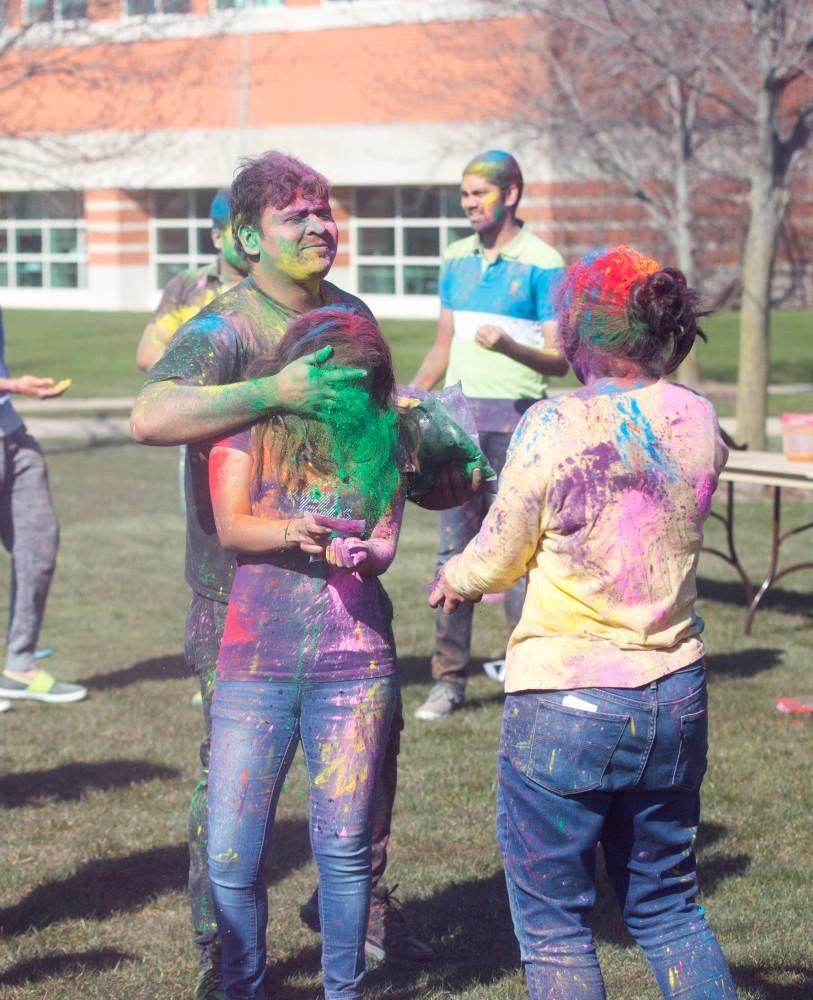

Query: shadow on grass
[365,871,520,996]
[0,819,311,935]
[0,948,136,988]
[396,656,432,688]
[396,656,507,705]
[698,575,813,617]
[731,963,813,1000]
[266,845,753,998]
[0,758,180,808]
[706,647,784,679]
[83,653,188,690]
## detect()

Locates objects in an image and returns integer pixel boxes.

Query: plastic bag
[399,382,497,498]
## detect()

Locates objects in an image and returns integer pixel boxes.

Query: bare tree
[727,0,813,448]
[0,4,226,183]
[472,1,745,385]
[474,1,812,431]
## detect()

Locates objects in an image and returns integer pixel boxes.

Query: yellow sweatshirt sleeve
[445,408,550,598]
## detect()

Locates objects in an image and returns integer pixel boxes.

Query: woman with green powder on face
[206,307,415,1000]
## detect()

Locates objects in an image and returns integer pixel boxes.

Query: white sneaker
[414,681,465,721]
[0,699,11,713]
[483,659,506,683]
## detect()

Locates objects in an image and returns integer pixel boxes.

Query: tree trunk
[735,178,784,450]
[671,78,701,387]
[674,231,701,386]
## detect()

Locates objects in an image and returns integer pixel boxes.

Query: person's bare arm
[209,443,332,555]
[409,307,454,390]
[130,347,364,446]
[136,322,173,372]
[474,319,568,377]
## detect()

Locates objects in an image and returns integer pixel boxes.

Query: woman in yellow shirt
[431,246,736,999]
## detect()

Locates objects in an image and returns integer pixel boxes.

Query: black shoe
[194,950,224,1000]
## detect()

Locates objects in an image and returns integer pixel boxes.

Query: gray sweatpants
[0,428,59,672]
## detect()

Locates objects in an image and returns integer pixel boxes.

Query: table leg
[744,486,813,635]
[705,481,754,607]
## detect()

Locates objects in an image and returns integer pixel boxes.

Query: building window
[214,0,281,8]
[125,0,191,14]
[352,186,469,297]
[26,0,87,20]
[0,192,86,290]
[151,189,220,288]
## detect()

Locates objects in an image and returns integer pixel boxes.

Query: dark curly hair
[229,151,330,261]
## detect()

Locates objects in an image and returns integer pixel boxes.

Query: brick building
[0,0,810,314]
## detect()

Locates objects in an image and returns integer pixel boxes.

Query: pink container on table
[780,413,813,462]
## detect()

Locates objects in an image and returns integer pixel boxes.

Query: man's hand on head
[262,345,365,418]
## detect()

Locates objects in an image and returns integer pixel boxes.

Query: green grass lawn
[2,308,811,411]
[0,308,811,998]
[0,438,811,999]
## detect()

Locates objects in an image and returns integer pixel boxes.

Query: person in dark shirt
[131,151,450,998]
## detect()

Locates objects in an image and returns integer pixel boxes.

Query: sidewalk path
[16,396,133,441]
[14,392,800,441]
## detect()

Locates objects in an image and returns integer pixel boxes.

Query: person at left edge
[130,152,451,999]
[0,308,86,708]
[135,189,247,373]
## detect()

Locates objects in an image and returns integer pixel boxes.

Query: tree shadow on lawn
[0,758,180,808]
[396,655,432,689]
[0,818,311,936]
[365,870,521,997]
[265,829,751,999]
[395,655,505,705]
[0,948,136,989]
[706,647,784,680]
[83,653,188,691]
[698,576,813,618]
[729,963,813,1000]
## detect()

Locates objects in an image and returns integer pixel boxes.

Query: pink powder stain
[695,473,716,516]
[613,489,662,604]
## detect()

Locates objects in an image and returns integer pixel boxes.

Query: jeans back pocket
[671,709,708,790]
[525,700,629,796]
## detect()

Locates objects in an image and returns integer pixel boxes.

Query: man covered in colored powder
[411,150,568,721]
[135,190,247,373]
[131,151,438,999]
[0,309,86,710]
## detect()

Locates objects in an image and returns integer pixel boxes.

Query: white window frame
[122,0,192,18]
[150,189,218,294]
[0,199,86,292]
[350,185,469,298]
[210,0,282,10]
[24,0,88,22]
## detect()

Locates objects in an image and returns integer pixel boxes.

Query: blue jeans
[497,663,736,999]
[208,675,397,1000]
[432,429,526,683]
